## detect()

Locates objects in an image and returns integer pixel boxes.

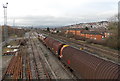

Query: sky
[0,0,119,27]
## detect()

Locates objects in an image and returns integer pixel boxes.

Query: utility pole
[3,2,8,41]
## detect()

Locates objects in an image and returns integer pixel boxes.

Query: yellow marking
[63,45,69,48]
[80,48,83,50]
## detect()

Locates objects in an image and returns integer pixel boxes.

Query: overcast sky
[0,0,119,27]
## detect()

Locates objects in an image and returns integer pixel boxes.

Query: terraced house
[65,28,110,40]
[80,30,104,40]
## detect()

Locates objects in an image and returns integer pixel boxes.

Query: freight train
[38,33,120,79]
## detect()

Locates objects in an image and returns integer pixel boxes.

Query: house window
[102,36,104,38]
[94,38,96,40]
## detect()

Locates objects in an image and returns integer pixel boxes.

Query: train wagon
[38,33,120,79]
[60,45,120,79]
[95,61,120,79]
[52,40,65,55]
[44,37,51,46]
[38,34,47,43]
[44,37,56,50]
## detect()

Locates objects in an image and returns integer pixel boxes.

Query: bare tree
[106,14,120,50]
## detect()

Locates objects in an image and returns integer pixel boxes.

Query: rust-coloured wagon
[60,46,120,79]
[52,40,64,55]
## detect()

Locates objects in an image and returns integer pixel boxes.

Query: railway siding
[2,32,77,80]
[40,31,119,63]
[33,32,78,79]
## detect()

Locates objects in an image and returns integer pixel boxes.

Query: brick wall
[66,29,104,40]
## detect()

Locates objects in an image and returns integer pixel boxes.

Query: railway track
[33,32,78,80]
[22,45,32,79]
[2,51,23,80]
[2,34,54,80]
[38,31,119,63]
[55,35,119,61]
[29,34,52,79]
[2,31,89,80]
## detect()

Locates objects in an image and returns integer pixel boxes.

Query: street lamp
[3,2,8,41]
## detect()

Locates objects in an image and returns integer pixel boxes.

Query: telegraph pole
[3,2,8,41]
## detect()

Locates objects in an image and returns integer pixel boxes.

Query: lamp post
[3,2,8,41]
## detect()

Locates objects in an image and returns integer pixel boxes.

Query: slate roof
[81,30,103,35]
[67,28,85,30]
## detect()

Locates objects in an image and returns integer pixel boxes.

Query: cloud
[0,0,118,27]
[5,14,111,27]
[7,16,80,26]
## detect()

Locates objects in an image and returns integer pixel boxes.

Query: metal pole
[3,2,8,41]
[3,5,6,41]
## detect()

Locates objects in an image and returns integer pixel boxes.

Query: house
[65,28,85,35]
[65,28,105,40]
[80,30,104,40]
